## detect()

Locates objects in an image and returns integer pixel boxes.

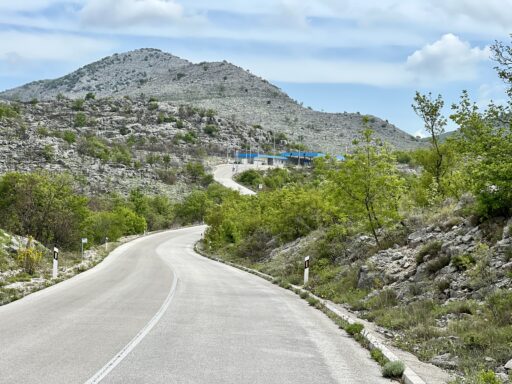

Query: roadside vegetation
[0,169,236,305]
[198,37,512,382]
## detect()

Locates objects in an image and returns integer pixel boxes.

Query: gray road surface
[0,227,389,384]
[213,164,257,195]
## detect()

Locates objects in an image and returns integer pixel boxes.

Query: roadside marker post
[52,247,59,279]
[81,237,88,258]
[304,256,310,285]
[105,237,109,251]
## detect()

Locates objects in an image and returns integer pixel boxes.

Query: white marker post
[81,237,88,258]
[304,256,310,285]
[105,237,109,251]
[52,247,59,279]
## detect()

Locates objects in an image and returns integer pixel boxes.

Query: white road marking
[84,270,179,384]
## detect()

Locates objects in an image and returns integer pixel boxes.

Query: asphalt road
[213,164,257,195]
[0,232,390,383]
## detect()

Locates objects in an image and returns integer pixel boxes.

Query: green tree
[328,127,405,246]
[0,172,89,248]
[412,92,447,193]
[450,91,512,216]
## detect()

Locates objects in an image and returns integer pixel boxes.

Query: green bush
[382,361,404,378]
[85,92,95,100]
[17,237,43,275]
[42,145,54,161]
[36,126,49,136]
[0,103,18,119]
[486,290,512,326]
[77,136,110,161]
[71,99,85,111]
[345,322,364,336]
[416,240,443,264]
[62,130,77,144]
[370,348,388,366]
[474,370,502,384]
[203,124,219,136]
[0,172,89,249]
[236,169,263,189]
[74,112,87,127]
[451,254,475,271]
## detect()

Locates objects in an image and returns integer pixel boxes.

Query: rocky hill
[0,96,270,197]
[0,49,422,153]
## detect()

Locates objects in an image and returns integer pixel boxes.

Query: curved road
[213,164,257,195]
[0,172,390,383]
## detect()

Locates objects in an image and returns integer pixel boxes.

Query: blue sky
[0,0,510,136]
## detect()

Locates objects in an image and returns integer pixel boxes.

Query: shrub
[183,132,197,143]
[0,103,18,119]
[436,278,451,292]
[77,136,110,161]
[17,237,43,275]
[71,99,85,111]
[382,361,404,378]
[176,120,185,129]
[85,92,95,100]
[74,112,87,127]
[203,124,219,136]
[155,169,177,185]
[148,102,158,111]
[451,254,475,271]
[62,130,76,144]
[345,323,364,336]
[426,254,451,274]
[42,145,54,161]
[474,370,502,384]
[416,240,443,264]
[37,126,49,136]
[486,290,512,326]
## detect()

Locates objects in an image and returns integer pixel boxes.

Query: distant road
[0,216,390,383]
[213,164,257,195]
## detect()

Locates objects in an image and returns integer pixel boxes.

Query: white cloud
[224,56,407,86]
[405,34,490,83]
[413,130,428,138]
[81,0,185,27]
[0,30,115,63]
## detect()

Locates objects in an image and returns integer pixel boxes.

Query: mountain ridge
[0,48,422,152]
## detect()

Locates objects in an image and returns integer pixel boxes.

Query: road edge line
[84,269,179,384]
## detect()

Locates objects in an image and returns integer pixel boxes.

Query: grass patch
[370,348,389,366]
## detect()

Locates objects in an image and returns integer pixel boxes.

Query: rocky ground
[250,197,512,382]
[0,48,423,153]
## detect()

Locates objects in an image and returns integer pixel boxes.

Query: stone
[430,353,459,370]
[505,359,512,370]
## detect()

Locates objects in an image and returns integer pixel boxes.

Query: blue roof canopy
[237,153,288,160]
[280,152,326,158]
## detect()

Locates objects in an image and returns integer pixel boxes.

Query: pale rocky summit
[0,48,422,153]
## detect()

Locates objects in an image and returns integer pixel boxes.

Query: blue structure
[236,153,288,166]
[236,151,343,166]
